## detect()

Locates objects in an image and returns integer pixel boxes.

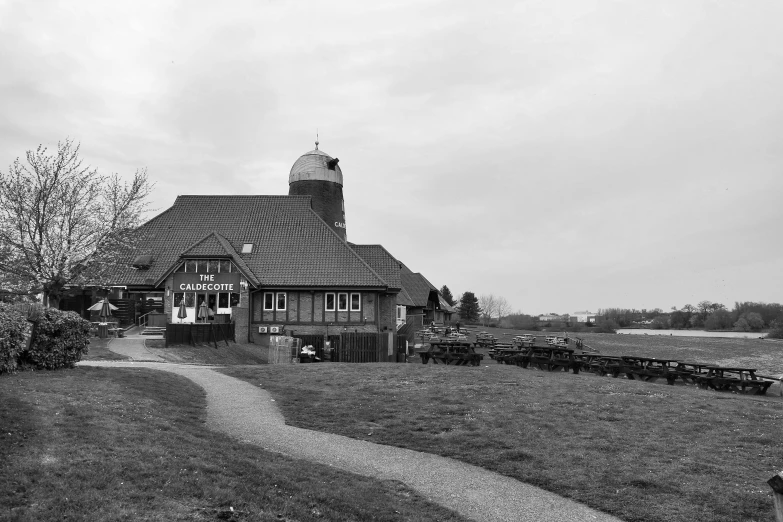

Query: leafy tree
[440,285,455,307]
[744,312,765,331]
[457,291,481,322]
[733,317,750,332]
[650,316,670,329]
[704,309,733,331]
[0,139,153,307]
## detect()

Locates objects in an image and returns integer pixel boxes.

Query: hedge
[0,304,91,374]
[0,303,29,374]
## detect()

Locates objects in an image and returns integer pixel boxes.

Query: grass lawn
[80,337,130,361]
[221,362,782,522]
[0,367,466,521]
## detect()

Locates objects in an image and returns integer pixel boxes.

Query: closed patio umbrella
[177,300,188,323]
[98,299,113,323]
[198,301,208,323]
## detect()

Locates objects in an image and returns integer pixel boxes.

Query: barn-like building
[60,143,453,347]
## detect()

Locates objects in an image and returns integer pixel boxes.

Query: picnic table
[417,340,484,366]
[488,345,530,365]
[528,346,579,373]
[695,367,773,395]
[584,355,624,377]
[619,356,683,385]
[674,361,712,384]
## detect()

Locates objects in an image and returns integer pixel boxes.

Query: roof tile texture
[111,196,387,288]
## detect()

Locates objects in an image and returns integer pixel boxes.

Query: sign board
[173,272,241,292]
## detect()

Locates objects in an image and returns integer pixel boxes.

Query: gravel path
[80,359,623,522]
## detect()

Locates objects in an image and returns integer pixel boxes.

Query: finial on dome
[315,131,319,150]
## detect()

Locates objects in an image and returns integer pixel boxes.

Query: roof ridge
[305,207,390,289]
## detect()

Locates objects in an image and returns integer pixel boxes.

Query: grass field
[10,330,780,521]
[0,367,466,521]
[144,338,269,365]
[221,334,783,522]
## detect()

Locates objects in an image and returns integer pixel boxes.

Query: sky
[1,0,781,315]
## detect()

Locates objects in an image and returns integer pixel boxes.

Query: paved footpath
[80,356,623,522]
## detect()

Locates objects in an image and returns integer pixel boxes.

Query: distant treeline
[494,301,783,338]
[599,301,783,335]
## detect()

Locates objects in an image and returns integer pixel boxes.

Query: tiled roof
[399,263,437,307]
[349,244,402,290]
[109,196,388,289]
[159,231,258,286]
[396,286,416,307]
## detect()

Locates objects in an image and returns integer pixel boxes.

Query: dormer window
[242,243,253,254]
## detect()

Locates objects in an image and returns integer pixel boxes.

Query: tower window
[327,158,339,171]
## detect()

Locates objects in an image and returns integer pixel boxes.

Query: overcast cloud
[1,0,781,314]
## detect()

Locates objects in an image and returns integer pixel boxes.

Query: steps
[142,326,166,336]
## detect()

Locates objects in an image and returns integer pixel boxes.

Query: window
[185,260,197,272]
[196,260,208,273]
[338,293,348,311]
[174,293,184,306]
[325,293,335,311]
[207,260,219,273]
[350,293,361,311]
[264,292,274,311]
[219,260,231,273]
[218,293,228,308]
[230,293,240,306]
[276,292,287,311]
[242,243,253,253]
[184,293,195,307]
[175,263,186,273]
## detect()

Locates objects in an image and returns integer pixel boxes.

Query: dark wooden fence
[335,332,405,363]
[107,299,135,326]
[166,322,235,347]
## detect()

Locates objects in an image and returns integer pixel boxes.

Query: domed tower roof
[289,143,343,186]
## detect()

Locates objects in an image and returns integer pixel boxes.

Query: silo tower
[288,141,347,240]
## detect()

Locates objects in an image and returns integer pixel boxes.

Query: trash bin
[98,323,108,339]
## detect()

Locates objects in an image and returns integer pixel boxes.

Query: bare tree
[495,296,512,321]
[0,139,153,307]
[478,294,496,325]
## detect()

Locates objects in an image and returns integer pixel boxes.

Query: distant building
[572,311,597,323]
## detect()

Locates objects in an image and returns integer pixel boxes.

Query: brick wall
[232,285,250,343]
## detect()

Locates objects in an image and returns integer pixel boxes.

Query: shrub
[593,320,619,334]
[0,303,29,374]
[767,319,783,340]
[17,308,90,370]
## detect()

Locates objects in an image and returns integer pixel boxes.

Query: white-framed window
[350,293,361,311]
[276,292,287,311]
[325,293,335,311]
[263,292,274,311]
[338,292,348,311]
